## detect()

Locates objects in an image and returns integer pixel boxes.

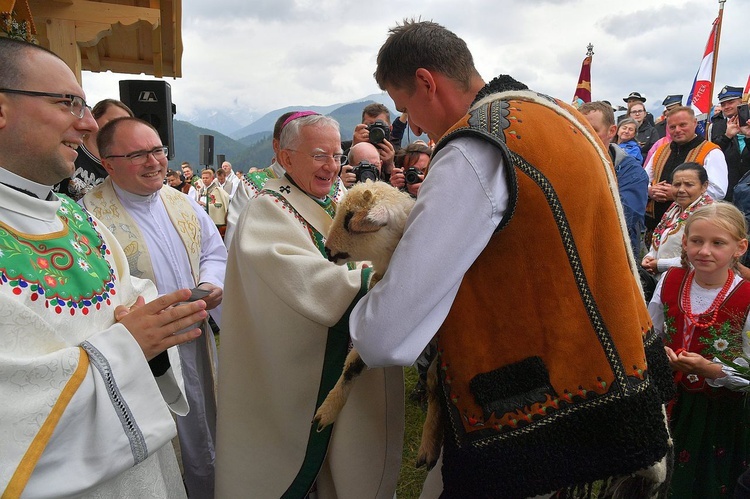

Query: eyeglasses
[287,149,347,165]
[105,146,169,165]
[630,109,645,114]
[0,88,88,118]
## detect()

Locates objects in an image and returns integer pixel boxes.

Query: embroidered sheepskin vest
[432,88,674,498]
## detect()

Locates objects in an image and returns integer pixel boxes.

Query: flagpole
[709,0,726,113]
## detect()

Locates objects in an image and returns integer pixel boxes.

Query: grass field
[397,367,430,499]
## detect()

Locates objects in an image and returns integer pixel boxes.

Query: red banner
[573,56,592,105]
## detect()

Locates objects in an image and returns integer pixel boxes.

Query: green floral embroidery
[245,168,278,194]
[0,196,116,315]
[699,318,745,359]
[663,303,676,344]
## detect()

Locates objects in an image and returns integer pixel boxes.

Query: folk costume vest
[647,137,719,224]
[199,181,229,228]
[432,81,673,498]
[661,266,750,393]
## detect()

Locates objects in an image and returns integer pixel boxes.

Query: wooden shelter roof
[1,0,182,81]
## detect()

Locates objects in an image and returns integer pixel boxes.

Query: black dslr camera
[367,120,391,145]
[352,160,380,183]
[404,167,423,185]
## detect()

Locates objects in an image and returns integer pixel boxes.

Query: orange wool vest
[432,89,673,498]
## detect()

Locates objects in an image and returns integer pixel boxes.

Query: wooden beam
[151,21,163,78]
[83,44,99,71]
[81,56,172,76]
[28,0,160,30]
[44,17,82,82]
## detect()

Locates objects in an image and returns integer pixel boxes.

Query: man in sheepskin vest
[350,19,674,498]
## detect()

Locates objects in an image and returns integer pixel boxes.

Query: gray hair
[617,117,638,131]
[279,114,340,150]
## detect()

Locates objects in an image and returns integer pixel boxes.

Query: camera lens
[368,128,386,144]
[405,168,422,185]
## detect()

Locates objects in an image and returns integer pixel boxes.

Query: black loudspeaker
[199,135,215,167]
[216,154,226,168]
[119,80,176,159]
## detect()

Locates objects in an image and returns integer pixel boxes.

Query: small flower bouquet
[715,331,750,391]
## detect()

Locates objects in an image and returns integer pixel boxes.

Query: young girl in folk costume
[648,202,750,497]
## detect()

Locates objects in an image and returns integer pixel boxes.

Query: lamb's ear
[366,204,390,226]
[349,206,387,233]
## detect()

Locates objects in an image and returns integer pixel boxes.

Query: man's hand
[726,116,741,139]
[376,139,395,173]
[389,167,405,189]
[340,164,356,188]
[115,289,208,360]
[197,282,223,310]
[352,123,370,146]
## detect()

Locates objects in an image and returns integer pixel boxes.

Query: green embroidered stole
[0,195,115,315]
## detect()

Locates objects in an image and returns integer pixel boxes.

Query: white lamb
[315,180,442,469]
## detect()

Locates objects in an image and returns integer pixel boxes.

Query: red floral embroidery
[37,258,49,269]
[44,275,57,287]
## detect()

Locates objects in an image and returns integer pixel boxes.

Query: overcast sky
[82,0,749,128]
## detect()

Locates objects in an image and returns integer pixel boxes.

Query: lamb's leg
[313,348,366,431]
[416,356,443,470]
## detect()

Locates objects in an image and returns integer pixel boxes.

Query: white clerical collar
[111,180,160,204]
[0,166,55,199]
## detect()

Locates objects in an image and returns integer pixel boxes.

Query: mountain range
[167,92,416,172]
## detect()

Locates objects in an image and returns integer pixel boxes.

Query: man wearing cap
[655,94,683,139]
[710,85,750,201]
[215,112,404,498]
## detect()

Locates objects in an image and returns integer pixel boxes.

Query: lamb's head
[325,180,415,276]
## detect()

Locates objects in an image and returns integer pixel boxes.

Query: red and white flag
[687,17,719,122]
[744,74,750,102]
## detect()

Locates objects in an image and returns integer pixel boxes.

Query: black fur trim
[470,356,557,420]
[440,384,671,499]
[472,75,529,107]
[643,329,677,404]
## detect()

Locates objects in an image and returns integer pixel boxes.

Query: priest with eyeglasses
[82,117,227,498]
[0,38,209,498]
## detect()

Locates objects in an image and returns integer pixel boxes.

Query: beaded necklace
[680,269,734,329]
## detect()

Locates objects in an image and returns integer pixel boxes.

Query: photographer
[341,142,384,187]
[390,142,432,197]
[352,103,396,178]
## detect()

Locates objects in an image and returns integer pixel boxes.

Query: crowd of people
[2,19,750,499]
